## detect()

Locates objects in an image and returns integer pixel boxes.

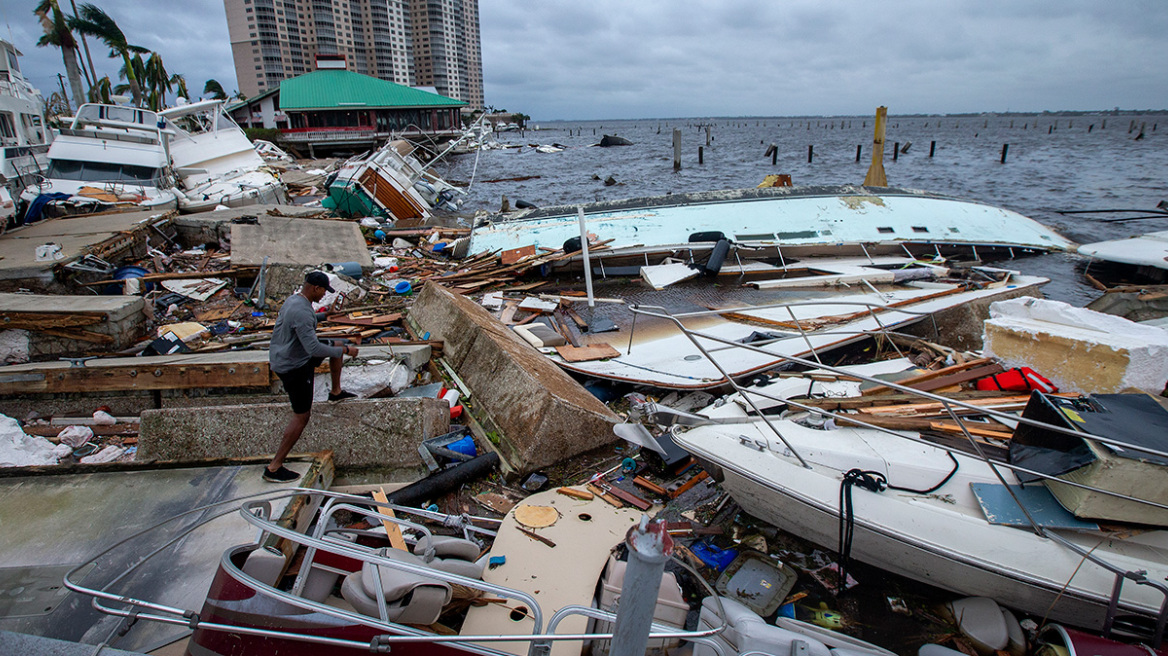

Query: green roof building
[229,59,466,155]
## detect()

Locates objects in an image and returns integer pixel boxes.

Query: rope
[836,452,959,594]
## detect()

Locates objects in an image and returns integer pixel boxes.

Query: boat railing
[629,303,1168,645]
[626,297,949,371]
[64,487,731,656]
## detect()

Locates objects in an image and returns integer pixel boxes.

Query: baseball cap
[304,271,335,293]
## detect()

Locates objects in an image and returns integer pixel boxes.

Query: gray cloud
[5,0,1165,120]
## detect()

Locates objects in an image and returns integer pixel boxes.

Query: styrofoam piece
[640,262,699,290]
[481,292,504,309]
[310,361,411,402]
[984,297,1168,394]
[518,296,558,312]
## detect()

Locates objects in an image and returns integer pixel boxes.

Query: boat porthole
[510,606,529,621]
[578,513,592,522]
[684,355,702,361]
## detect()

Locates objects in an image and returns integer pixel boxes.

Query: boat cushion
[340,548,452,624]
[413,535,484,579]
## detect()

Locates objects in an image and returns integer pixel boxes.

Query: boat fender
[515,199,538,209]
[563,236,582,253]
[703,238,730,276]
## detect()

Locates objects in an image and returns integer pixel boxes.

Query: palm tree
[203,79,227,101]
[170,74,189,103]
[33,0,85,111]
[69,3,148,107]
[90,75,112,104]
[143,52,172,110]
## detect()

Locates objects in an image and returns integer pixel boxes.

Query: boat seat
[412,535,484,579]
[240,546,287,587]
[694,596,833,656]
[341,548,452,625]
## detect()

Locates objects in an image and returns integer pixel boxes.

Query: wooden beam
[0,360,271,395]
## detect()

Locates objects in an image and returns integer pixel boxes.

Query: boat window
[877,227,895,234]
[0,112,15,142]
[774,230,819,240]
[47,159,160,185]
[912,226,929,233]
[735,233,775,241]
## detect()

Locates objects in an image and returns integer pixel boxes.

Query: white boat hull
[672,419,1168,630]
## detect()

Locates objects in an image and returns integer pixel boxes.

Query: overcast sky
[4,1,1166,121]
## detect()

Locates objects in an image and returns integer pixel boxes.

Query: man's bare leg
[268,410,311,473]
[329,355,344,395]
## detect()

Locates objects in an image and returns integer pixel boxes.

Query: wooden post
[772,145,777,165]
[1088,125,1093,133]
[1102,119,1106,129]
[893,142,899,162]
[855,145,862,162]
[705,126,711,146]
[699,146,704,164]
[929,141,936,158]
[673,129,681,170]
[807,145,813,163]
[863,106,888,186]
[1000,144,1009,164]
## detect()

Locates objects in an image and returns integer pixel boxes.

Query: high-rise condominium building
[224,0,483,109]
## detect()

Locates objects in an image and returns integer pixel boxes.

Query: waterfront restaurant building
[228,57,465,155]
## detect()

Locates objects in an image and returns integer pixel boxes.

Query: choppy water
[433,114,1168,305]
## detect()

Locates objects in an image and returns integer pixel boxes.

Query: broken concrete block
[0,293,147,357]
[137,397,449,472]
[409,283,621,473]
[983,297,1168,395]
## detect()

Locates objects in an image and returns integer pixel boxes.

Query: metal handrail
[63,487,740,654]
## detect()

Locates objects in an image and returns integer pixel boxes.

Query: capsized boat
[523,259,1047,389]
[20,103,179,217]
[630,325,1168,636]
[1079,231,1168,284]
[158,99,287,213]
[323,139,464,221]
[63,486,900,656]
[465,186,1075,266]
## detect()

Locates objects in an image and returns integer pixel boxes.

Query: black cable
[836,452,959,594]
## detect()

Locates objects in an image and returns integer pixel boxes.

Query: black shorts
[276,358,324,414]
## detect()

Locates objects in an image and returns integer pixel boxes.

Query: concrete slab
[0,456,331,652]
[0,210,173,285]
[171,204,333,248]
[409,282,621,473]
[0,293,146,357]
[229,215,372,270]
[137,397,450,473]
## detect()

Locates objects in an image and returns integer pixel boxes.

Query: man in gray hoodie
[264,271,358,482]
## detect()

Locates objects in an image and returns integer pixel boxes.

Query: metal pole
[610,518,673,656]
[577,207,595,308]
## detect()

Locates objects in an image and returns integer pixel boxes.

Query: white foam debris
[984,297,1168,394]
[0,414,60,467]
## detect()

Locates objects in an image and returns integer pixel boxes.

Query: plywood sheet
[555,343,620,363]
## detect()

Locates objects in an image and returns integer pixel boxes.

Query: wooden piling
[807,145,814,163]
[929,141,936,157]
[855,144,862,162]
[699,146,704,164]
[673,129,681,170]
[893,142,899,162]
[1088,125,1093,133]
[771,145,777,165]
[863,106,888,186]
[1000,144,1009,164]
[705,126,711,146]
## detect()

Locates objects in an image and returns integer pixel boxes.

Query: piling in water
[807,145,814,163]
[673,129,681,170]
[929,141,936,158]
[893,142,899,162]
[855,144,862,162]
[1000,144,1009,163]
[699,146,704,165]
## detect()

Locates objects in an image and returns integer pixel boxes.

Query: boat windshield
[46,159,160,185]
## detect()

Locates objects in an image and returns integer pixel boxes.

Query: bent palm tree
[203,79,227,101]
[69,3,148,107]
[170,74,189,103]
[34,0,86,111]
[143,52,172,110]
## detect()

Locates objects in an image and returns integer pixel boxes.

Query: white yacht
[158,99,286,213]
[0,38,51,219]
[20,103,179,216]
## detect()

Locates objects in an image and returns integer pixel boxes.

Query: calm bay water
[434,114,1168,306]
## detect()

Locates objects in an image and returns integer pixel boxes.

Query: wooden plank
[857,395,1033,416]
[372,488,409,551]
[79,267,258,286]
[862,357,993,395]
[0,360,271,395]
[797,390,1023,411]
[501,245,537,265]
[0,313,104,330]
[928,421,1015,440]
[554,343,620,362]
[556,487,594,500]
